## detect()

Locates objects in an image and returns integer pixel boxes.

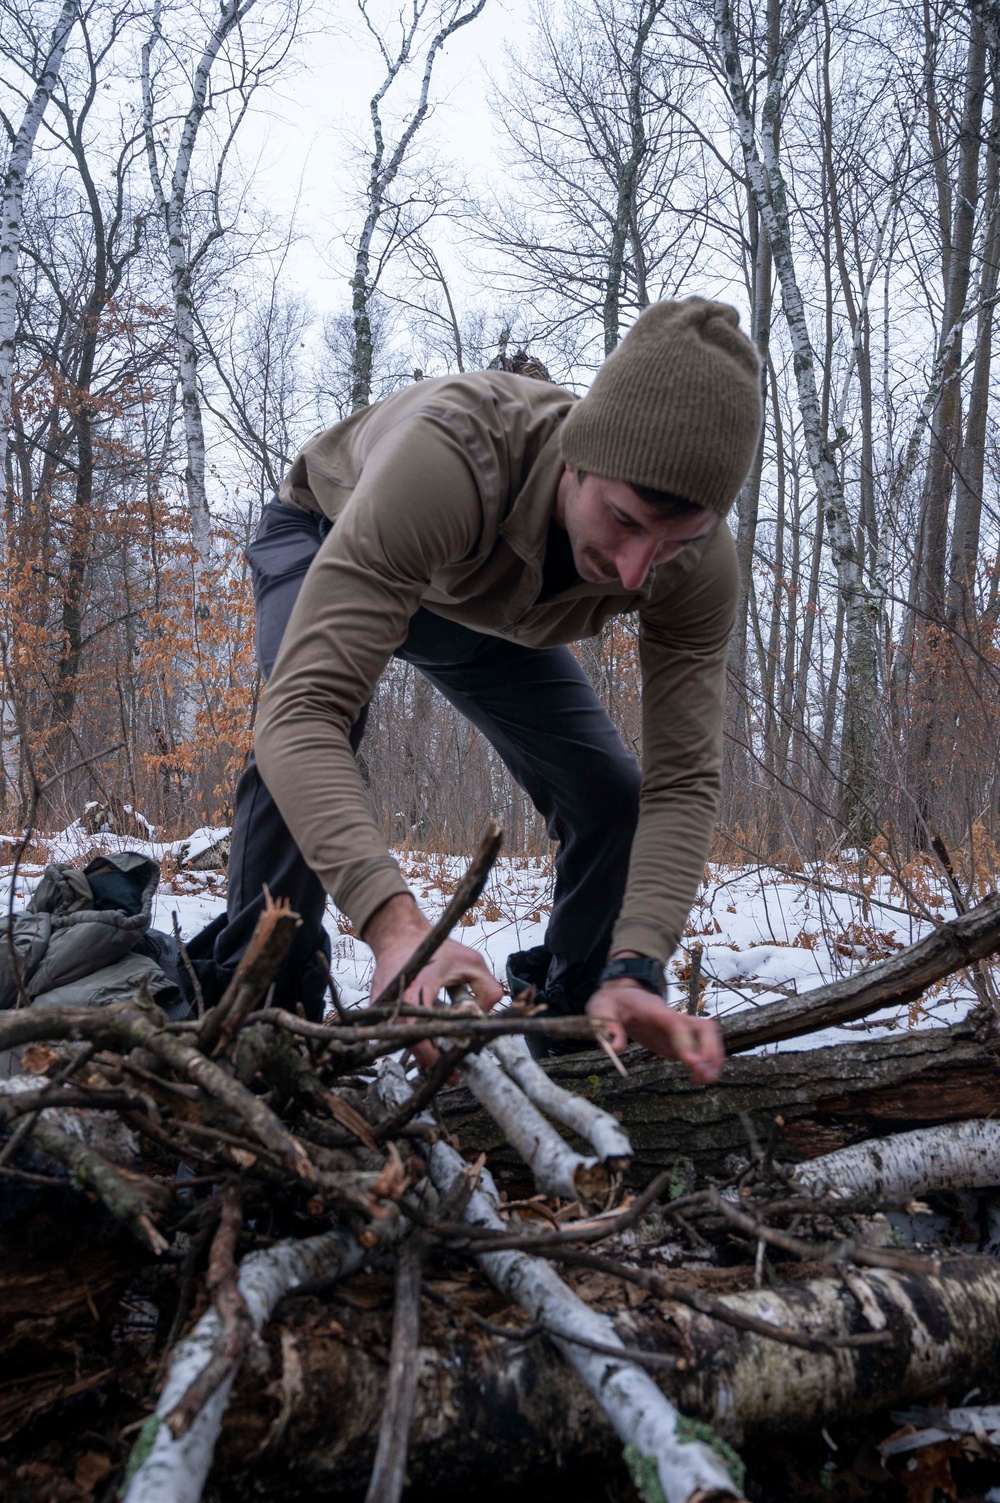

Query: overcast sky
[239,0,526,327]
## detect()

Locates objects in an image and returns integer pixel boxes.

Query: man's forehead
[622,492,718,538]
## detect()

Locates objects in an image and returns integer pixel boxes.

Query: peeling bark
[216,1255,1000,1494]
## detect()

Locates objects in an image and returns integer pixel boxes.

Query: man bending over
[193,298,762,1084]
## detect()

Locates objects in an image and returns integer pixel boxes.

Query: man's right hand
[363,893,503,1070]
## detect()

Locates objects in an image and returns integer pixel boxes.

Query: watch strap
[598,956,666,997]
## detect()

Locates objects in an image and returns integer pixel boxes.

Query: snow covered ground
[0,819,979,1052]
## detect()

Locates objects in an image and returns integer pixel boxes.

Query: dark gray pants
[202,501,640,1019]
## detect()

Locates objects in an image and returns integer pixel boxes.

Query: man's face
[555,467,718,591]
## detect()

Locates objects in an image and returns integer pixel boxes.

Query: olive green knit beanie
[560,297,763,517]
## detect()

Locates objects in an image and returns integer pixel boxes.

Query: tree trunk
[948,88,1000,623]
[438,1020,1000,1187]
[0,0,77,498]
[716,0,883,843]
[141,0,259,568]
[212,1254,1000,1495]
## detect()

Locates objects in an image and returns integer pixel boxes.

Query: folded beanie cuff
[560,298,763,517]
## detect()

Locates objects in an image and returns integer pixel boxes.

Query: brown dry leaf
[74,1451,113,1493]
[900,1442,958,1503]
[564,1270,630,1310]
[227,1147,257,1170]
[22,1044,62,1076]
[14,1460,89,1502]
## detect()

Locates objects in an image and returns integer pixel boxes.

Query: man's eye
[613,510,640,530]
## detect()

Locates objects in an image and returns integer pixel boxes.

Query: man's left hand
[585,981,724,1084]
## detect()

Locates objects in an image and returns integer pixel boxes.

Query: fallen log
[720,893,1000,1052]
[215,1254,1000,1496]
[795,1118,1000,1200]
[439,1019,1000,1185]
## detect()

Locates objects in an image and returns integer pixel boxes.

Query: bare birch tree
[715,0,884,841]
[347,0,488,412]
[481,0,704,366]
[140,0,299,566]
[0,0,78,501]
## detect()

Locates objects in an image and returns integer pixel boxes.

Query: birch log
[122,1213,400,1503]
[459,1048,609,1204]
[218,1254,1000,1493]
[794,1119,1000,1200]
[488,1033,633,1166]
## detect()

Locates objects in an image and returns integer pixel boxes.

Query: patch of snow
[0,832,979,1046]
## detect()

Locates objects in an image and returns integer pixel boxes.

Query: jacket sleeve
[610,522,739,964]
[254,417,482,935]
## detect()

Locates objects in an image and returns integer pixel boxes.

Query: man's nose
[616,537,661,590]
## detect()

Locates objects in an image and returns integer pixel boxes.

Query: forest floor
[2,823,996,1503]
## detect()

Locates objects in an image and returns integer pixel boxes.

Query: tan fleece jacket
[255,370,739,965]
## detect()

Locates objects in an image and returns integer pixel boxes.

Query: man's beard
[576,546,617,584]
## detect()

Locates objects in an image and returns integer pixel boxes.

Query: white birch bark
[141,0,259,569]
[714,0,882,828]
[427,1136,744,1503]
[794,1119,1000,1201]
[488,1033,633,1166]
[122,1213,400,1503]
[374,1062,743,1503]
[460,1045,609,1203]
[0,0,78,497]
[349,0,487,411]
[670,1258,1000,1443]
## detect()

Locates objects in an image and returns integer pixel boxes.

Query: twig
[686,944,703,1015]
[0,1083,142,1125]
[157,1214,220,1381]
[173,910,205,1019]
[369,821,503,1008]
[707,1191,938,1275]
[929,832,1000,1017]
[166,1186,251,1438]
[405,1171,711,1253]
[0,995,321,1185]
[363,1238,423,1503]
[373,1042,478,1143]
[243,1008,600,1050]
[545,1250,890,1355]
[200,891,301,1055]
[317,949,349,1023]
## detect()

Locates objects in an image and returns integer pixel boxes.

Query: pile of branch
[3,825,1000,1503]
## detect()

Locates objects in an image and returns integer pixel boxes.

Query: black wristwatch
[598,956,666,997]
